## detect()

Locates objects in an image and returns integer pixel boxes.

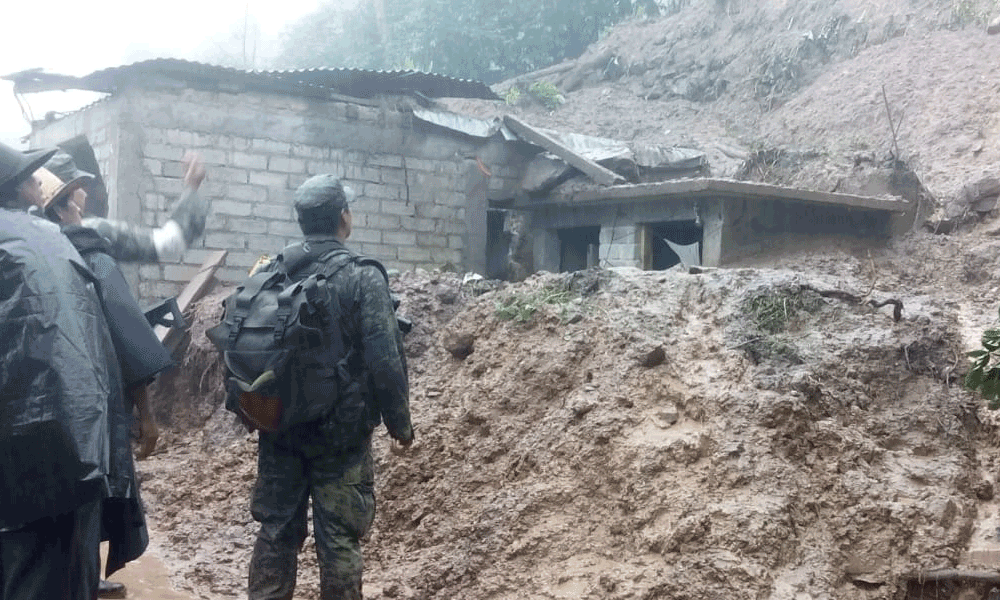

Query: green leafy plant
[504,87,522,106]
[965,306,1000,408]
[495,285,577,323]
[951,0,1000,26]
[744,287,822,334]
[528,82,565,110]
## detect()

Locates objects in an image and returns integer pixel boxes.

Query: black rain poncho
[0,209,122,533]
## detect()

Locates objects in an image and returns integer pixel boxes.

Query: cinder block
[400,216,436,233]
[229,218,269,235]
[252,139,291,155]
[162,160,186,179]
[214,199,253,217]
[380,168,407,186]
[204,232,247,250]
[368,154,403,169]
[178,248,217,265]
[249,171,288,188]
[350,228,381,244]
[290,144,327,160]
[415,233,446,248]
[360,244,397,260]
[246,233,280,253]
[269,156,306,174]
[415,204,455,220]
[144,143,182,161]
[398,247,432,262]
[430,247,462,265]
[383,231,417,246]
[143,159,162,176]
[380,200,416,217]
[225,183,268,202]
[344,165,380,183]
[211,166,250,184]
[448,235,464,249]
[225,251,268,269]
[232,152,268,170]
[306,161,342,176]
[163,264,203,282]
[404,158,437,173]
[198,148,228,166]
[361,183,401,200]
[253,203,293,220]
[205,214,228,230]
[442,221,465,235]
[268,220,301,237]
[287,173,309,190]
[138,265,161,280]
[165,129,195,146]
[364,214,400,230]
[142,193,164,211]
[351,198,379,216]
[152,177,184,196]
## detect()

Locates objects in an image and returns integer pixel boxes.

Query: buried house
[6,59,917,302]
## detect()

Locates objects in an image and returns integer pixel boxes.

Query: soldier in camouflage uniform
[247,175,413,600]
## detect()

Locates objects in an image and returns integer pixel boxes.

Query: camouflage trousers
[248,427,375,600]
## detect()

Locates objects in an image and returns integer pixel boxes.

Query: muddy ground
[140,224,1000,600]
[136,1,1000,598]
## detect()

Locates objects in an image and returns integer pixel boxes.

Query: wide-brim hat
[0,142,58,191]
[37,167,88,212]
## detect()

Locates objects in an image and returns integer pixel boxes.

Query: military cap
[293,174,356,215]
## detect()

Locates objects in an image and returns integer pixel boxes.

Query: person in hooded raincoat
[38,156,197,597]
[0,141,124,600]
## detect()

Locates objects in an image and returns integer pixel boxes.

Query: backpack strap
[279,240,346,277]
[354,256,390,285]
[229,270,283,345]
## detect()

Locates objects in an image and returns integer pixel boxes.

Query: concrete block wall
[99,87,522,302]
[27,97,119,217]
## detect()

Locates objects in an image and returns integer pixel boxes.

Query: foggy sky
[0,0,323,147]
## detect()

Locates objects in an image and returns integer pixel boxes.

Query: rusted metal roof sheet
[3,58,500,101]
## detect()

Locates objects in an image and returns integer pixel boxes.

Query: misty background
[1,0,643,146]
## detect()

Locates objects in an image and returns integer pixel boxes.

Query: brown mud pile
[141,230,1000,599]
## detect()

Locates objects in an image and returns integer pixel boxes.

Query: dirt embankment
[141,230,1000,599]
[446,0,1000,205]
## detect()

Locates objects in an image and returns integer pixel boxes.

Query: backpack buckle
[228,315,244,345]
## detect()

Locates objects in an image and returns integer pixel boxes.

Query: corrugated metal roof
[3,58,500,101]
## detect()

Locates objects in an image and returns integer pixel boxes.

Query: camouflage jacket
[266,235,413,443]
[82,186,208,264]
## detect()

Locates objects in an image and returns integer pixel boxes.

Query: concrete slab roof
[520,177,910,212]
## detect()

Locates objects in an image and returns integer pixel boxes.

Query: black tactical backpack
[207,241,369,433]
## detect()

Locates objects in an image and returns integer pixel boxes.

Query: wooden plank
[503,115,625,187]
[155,250,228,343]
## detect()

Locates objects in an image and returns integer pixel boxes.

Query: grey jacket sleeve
[81,187,209,264]
[356,265,413,443]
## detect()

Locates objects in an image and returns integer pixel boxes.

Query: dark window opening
[648,220,702,270]
[558,226,600,272]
